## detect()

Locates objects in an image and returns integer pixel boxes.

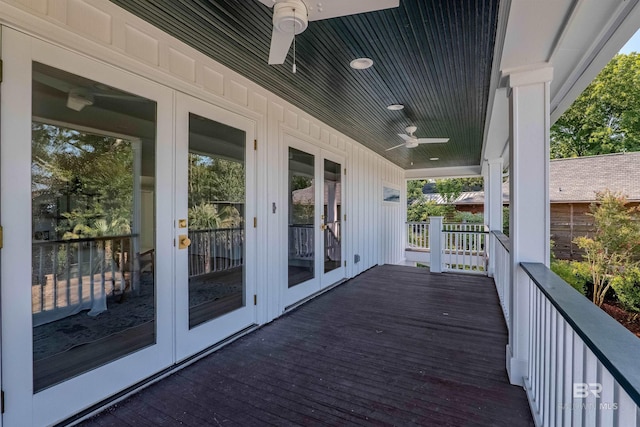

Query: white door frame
[174,92,258,361]
[319,150,346,288]
[282,133,346,308]
[0,28,174,426]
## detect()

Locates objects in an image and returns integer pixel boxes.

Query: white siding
[0,0,404,323]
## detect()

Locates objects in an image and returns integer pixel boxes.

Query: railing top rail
[441,229,489,234]
[189,227,244,233]
[521,262,640,408]
[491,230,510,252]
[405,221,430,225]
[33,234,138,246]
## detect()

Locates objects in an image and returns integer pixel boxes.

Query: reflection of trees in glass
[32,123,133,240]
[188,153,244,230]
[290,175,314,224]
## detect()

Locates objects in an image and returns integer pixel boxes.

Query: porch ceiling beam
[404,165,482,180]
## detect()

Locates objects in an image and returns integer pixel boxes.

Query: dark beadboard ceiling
[109,0,499,170]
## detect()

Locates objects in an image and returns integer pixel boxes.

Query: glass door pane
[288,147,316,287]
[323,159,342,273]
[188,113,245,328]
[31,62,157,391]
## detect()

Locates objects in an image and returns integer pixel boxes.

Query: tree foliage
[574,191,640,307]
[32,123,134,239]
[551,53,640,158]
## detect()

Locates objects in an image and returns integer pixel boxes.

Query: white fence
[492,231,510,325]
[521,263,640,426]
[188,227,244,276]
[32,234,135,326]
[442,228,488,273]
[405,221,488,273]
[407,221,430,250]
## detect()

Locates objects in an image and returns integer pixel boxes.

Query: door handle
[178,235,191,249]
[321,224,326,231]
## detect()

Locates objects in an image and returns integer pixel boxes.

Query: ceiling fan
[385,126,449,151]
[256,0,399,65]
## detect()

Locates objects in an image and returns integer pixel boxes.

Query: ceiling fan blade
[268,27,295,65]
[93,93,149,102]
[416,138,450,144]
[397,133,412,141]
[33,71,75,94]
[307,0,399,21]
[385,143,406,151]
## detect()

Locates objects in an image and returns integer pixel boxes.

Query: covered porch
[80,264,533,426]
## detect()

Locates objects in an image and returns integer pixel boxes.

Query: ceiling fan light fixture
[350,57,373,70]
[386,104,404,111]
[66,88,94,111]
[405,140,419,149]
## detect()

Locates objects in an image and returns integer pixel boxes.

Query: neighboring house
[424,152,640,259]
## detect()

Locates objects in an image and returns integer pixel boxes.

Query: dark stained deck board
[80,264,533,426]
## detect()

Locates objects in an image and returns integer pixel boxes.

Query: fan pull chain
[292,8,297,73]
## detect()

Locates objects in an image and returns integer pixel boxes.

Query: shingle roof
[424,152,640,205]
[549,152,640,202]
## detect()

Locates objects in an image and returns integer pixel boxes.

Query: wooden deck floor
[79,264,533,426]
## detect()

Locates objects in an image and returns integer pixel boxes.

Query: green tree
[407,179,426,203]
[574,191,640,307]
[551,53,640,158]
[32,123,134,239]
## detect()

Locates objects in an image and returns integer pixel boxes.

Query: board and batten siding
[0,0,404,323]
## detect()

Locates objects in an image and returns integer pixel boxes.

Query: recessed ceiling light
[387,104,404,111]
[430,157,439,161]
[350,57,373,70]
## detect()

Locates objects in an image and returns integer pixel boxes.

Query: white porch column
[506,66,552,386]
[486,158,503,277]
[428,216,443,273]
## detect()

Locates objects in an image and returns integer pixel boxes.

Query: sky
[620,29,640,54]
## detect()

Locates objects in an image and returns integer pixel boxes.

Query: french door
[174,93,257,360]
[1,28,174,426]
[284,135,345,307]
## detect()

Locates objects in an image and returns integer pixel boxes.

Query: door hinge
[253,217,257,228]
[254,139,257,151]
[344,260,346,267]
[253,294,257,305]
[0,225,3,249]
[343,214,346,221]
[344,168,346,175]
[0,59,3,84]
[1,389,5,414]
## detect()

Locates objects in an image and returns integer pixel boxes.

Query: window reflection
[188,113,246,328]
[31,62,156,391]
[288,148,315,287]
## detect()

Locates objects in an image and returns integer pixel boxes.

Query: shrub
[574,191,640,306]
[610,267,640,312]
[551,259,590,296]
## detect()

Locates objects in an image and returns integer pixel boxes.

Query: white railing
[443,223,486,232]
[32,234,135,326]
[521,263,640,426]
[442,227,488,273]
[407,221,430,250]
[492,231,510,325]
[324,221,341,261]
[189,227,244,277]
[289,224,314,260]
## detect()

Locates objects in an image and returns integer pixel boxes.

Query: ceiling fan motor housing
[273,1,309,34]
